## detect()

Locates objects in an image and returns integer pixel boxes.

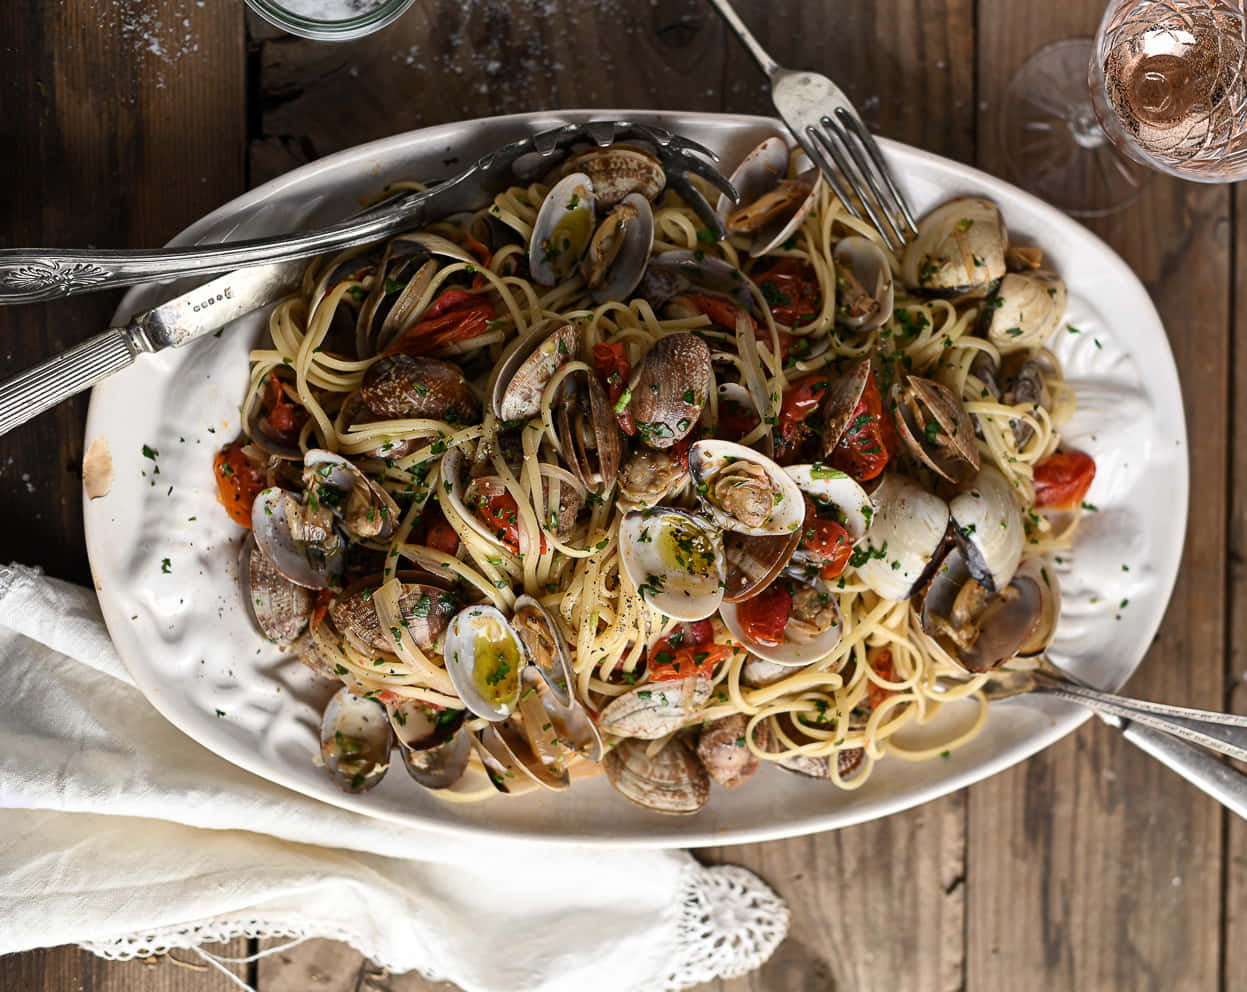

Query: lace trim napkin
[0,564,788,992]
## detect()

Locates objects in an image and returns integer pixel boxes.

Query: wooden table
[0,0,1236,988]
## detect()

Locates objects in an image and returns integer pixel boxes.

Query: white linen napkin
[0,564,788,991]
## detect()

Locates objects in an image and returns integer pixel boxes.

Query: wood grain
[969,2,1229,990]
[0,945,249,991]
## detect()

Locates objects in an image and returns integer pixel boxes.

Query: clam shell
[584,193,655,304]
[603,737,710,815]
[722,529,801,604]
[240,533,311,644]
[387,703,471,790]
[716,137,821,257]
[529,172,596,286]
[328,578,458,654]
[832,236,894,332]
[618,507,726,622]
[491,318,582,422]
[981,271,1067,353]
[512,594,574,707]
[476,720,570,792]
[696,713,767,788]
[949,466,1024,593]
[626,332,712,450]
[443,605,528,721]
[853,474,950,601]
[359,354,480,424]
[687,440,805,537]
[783,465,874,543]
[251,487,344,590]
[320,687,393,794]
[901,197,1007,296]
[639,250,753,311]
[719,572,844,667]
[303,449,400,541]
[553,367,623,494]
[617,446,688,510]
[892,376,980,484]
[560,144,666,206]
[596,676,712,740]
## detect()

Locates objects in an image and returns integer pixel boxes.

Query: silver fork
[0,120,736,306]
[704,0,919,251]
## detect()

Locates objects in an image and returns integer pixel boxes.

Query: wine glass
[1001,0,1247,217]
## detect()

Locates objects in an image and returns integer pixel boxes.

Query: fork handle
[1115,720,1247,820]
[703,0,780,78]
[1036,678,1247,762]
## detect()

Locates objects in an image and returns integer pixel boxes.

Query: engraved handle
[1117,721,1247,820]
[702,0,781,78]
[0,328,146,435]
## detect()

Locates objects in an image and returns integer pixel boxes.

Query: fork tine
[834,108,919,239]
[793,131,862,223]
[815,115,905,250]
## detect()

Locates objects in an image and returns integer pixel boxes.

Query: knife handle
[0,327,146,436]
[1117,719,1247,820]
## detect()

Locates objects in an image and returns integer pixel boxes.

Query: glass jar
[244,0,416,42]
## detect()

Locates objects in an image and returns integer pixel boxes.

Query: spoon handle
[1036,677,1247,762]
[1114,719,1247,820]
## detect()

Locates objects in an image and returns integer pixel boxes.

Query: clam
[516,659,604,762]
[617,447,688,510]
[832,236,894,332]
[552,367,622,494]
[302,450,400,541]
[783,464,874,543]
[1003,357,1052,448]
[596,676,712,740]
[387,702,471,790]
[558,143,666,206]
[892,376,981,484]
[719,571,843,667]
[696,713,768,788]
[359,354,480,424]
[603,737,710,815]
[920,547,1059,673]
[981,271,1067,353]
[618,507,726,622]
[440,448,515,553]
[293,620,350,681]
[581,193,655,303]
[491,318,582,422]
[320,687,393,793]
[818,359,871,459]
[474,720,571,792]
[530,172,595,285]
[625,332,712,450]
[247,377,303,461]
[688,440,805,537]
[328,577,458,654]
[949,466,1024,593]
[901,197,1007,297]
[511,594,574,706]
[639,250,753,312]
[717,137,820,257]
[443,605,528,721]
[240,533,311,644]
[721,529,801,604]
[251,487,346,591]
[852,474,950,601]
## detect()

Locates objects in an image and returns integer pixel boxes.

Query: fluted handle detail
[0,328,144,435]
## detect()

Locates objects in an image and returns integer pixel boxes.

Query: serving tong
[0,121,736,306]
[703,0,918,251]
[938,655,1247,818]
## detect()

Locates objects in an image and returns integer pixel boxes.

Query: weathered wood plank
[968,3,1228,991]
[257,938,461,991]
[0,945,249,991]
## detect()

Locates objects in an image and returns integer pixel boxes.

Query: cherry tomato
[592,342,635,435]
[798,497,853,579]
[463,235,492,289]
[261,374,305,445]
[752,257,821,326]
[383,291,494,357]
[472,486,523,554]
[646,620,731,681]
[309,588,333,634]
[774,373,831,463]
[866,647,895,711]
[828,369,890,481]
[685,291,799,365]
[717,394,760,442]
[736,581,793,647]
[213,440,266,528]
[411,504,460,556]
[1032,450,1096,511]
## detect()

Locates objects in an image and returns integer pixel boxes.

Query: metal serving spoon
[938,656,1247,818]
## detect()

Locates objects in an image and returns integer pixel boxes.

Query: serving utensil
[938,656,1247,818]
[0,121,735,306]
[703,0,918,251]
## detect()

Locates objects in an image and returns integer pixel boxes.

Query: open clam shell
[717,137,821,257]
[490,318,582,422]
[530,171,596,286]
[387,702,471,790]
[517,663,604,763]
[892,376,980,484]
[511,594,574,707]
[476,719,571,792]
[320,687,393,794]
[722,529,801,604]
[582,192,655,304]
[719,571,844,667]
[901,197,1007,297]
[617,446,688,510]
[443,604,528,722]
[819,359,872,457]
[251,487,345,590]
[853,474,950,601]
[440,447,512,553]
[603,737,710,815]
[688,439,805,537]
[597,676,712,740]
[618,507,726,622]
[833,236,894,332]
[639,250,753,311]
[553,367,622,494]
[949,466,1024,593]
[981,270,1067,353]
[783,464,874,543]
[240,533,312,644]
[303,449,400,542]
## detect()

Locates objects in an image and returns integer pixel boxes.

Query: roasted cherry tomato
[685,291,799,365]
[866,647,895,711]
[463,234,493,289]
[213,440,266,528]
[752,257,821,326]
[828,369,890,481]
[717,393,760,442]
[592,341,635,435]
[798,497,853,579]
[411,504,460,556]
[736,581,793,647]
[1032,450,1096,511]
[646,620,731,681]
[472,487,522,554]
[383,290,493,356]
[309,588,334,634]
[774,373,831,463]
[260,374,306,446]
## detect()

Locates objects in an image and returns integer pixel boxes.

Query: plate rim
[84,108,1189,848]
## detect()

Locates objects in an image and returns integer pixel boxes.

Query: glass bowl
[244,0,416,41]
